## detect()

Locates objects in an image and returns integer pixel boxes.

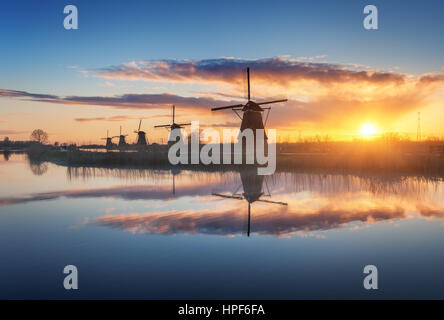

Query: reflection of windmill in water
[134,120,147,146]
[154,105,191,145]
[213,168,287,237]
[211,67,287,143]
[2,150,10,161]
[101,130,114,149]
[170,167,181,196]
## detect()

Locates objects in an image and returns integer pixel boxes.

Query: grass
[25,140,444,174]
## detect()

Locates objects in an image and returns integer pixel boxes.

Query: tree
[30,129,49,144]
[3,136,10,146]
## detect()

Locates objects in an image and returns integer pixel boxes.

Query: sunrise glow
[360,123,378,138]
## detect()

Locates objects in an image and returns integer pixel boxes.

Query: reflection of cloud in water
[417,205,444,218]
[93,202,407,237]
[3,167,444,236]
[0,183,217,206]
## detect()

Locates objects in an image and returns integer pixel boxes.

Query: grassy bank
[25,143,444,175]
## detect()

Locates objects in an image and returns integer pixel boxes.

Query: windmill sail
[154,105,191,144]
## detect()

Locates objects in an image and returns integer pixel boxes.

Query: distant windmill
[101,130,114,149]
[154,105,191,144]
[134,120,147,146]
[211,67,287,141]
[212,168,287,237]
[113,126,128,147]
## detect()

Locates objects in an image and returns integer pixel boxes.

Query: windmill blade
[256,199,288,206]
[211,104,244,111]
[177,123,191,126]
[232,183,243,195]
[247,67,250,101]
[212,193,244,200]
[154,124,171,128]
[138,120,142,131]
[172,105,175,123]
[257,99,288,106]
[247,202,251,237]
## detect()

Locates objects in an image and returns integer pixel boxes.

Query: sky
[1,0,444,143]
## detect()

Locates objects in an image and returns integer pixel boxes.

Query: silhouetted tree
[30,129,48,144]
[3,136,10,146]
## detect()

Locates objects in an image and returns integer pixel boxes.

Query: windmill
[101,130,114,149]
[113,126,128,147]
[211,67,287,142]
[154,105,191,145]
[212,168,287,237]
[134,120,147,146]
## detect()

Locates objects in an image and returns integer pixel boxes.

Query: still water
[1,153,444,299]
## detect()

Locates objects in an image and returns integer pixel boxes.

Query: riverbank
[24,145,444,175]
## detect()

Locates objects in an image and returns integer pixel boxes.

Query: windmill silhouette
[113,126,128,147]
[211,68,287,141]
[101,130,114,149]
[134,120,147,146]
[212,168,287,236]
[154,105,191,145]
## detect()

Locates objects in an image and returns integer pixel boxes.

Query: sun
[360,123,377,137]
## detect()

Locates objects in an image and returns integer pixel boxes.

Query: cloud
[267,92,426,128]
[418,73,444,85]
[0,89,233,112]
[75,116,135,123]
[74,115,175,123]
[95,57,406,86]
[0,89,58,100]
[2,56,444,134]
[0,130,28,135]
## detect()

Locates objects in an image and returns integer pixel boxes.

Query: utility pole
[417,112,421,142]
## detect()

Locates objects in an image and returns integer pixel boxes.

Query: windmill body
[114,126,128,147]
[240,102,267,140]
[211,68,287,144]
[134,120,148,146]
[101,130,114,149]
[118,135,127,146]
[105,138,113,149]
[137,132,147,145]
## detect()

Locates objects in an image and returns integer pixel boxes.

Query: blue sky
[1,0,443,90]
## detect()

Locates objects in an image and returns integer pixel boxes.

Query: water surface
[1,153,444,299]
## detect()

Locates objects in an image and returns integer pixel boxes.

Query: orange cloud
[95,57,406,86]
[2,57,444,141]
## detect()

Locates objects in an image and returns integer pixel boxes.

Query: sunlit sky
[1,0,444,144]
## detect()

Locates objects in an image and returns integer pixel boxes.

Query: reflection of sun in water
[360,123,377,137]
